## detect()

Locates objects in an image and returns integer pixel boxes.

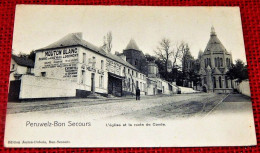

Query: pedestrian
[136,87,140,100]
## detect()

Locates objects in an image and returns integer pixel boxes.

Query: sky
[12,5,247,63]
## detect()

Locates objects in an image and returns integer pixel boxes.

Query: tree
[17,50,35,62]
[226,59,248,83]
[18,52,28,58]
[154,38,174,80]
[145,54,157,62]
[102,31,112,52]
[28,50,36,62]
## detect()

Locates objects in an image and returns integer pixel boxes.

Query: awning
[108,72,125,80]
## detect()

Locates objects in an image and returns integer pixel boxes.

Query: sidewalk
[222,93,251,102]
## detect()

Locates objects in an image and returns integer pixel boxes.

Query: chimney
[74,32,83,39]
[115,51,120,55]
[119,55,126,61]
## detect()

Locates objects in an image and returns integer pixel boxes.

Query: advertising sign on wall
[38,47,78,78]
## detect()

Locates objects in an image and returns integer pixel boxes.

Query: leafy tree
[28,50,36,62]
[18,50,35,62]
[226,59,248,83]
[145,54,157,62]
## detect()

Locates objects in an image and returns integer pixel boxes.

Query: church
[199,27,233,93]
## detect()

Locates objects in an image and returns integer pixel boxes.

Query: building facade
[10,54,34,81]
[8,55,34,101]
[15,33,147,100]
[199,27,233,93]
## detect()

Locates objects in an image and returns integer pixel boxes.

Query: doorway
[91,73,95,93]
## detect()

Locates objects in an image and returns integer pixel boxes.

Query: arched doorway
[202,85,207,92]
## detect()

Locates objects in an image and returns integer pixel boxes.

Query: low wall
[19,75,77,99]
[237,80,251,97]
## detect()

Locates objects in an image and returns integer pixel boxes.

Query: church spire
[211,26,216,36]
[125,39,140,51]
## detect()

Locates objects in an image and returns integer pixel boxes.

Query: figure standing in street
[136,87,140,100]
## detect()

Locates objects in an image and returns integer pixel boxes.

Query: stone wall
[19,75,77,99]
[237,80,251,97]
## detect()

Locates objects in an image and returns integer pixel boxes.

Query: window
[136,72,138,77]
[220,58,223,67]
[92,57,96,68]
[219,76,222,88]
[217,57,220,67]
[226,58,228,67]
[101,60,104,70]
[81,70,85,84]
[12,64,15,69]
[132,70,134,76]
[41,72,46,77]
[27,68,31,74]
[83,53,86,63]
[128,69,130,74]
[100,76,104,88]
[225,76,228,88]
[123,67,125,73]
[213,77,216,88]
[128,78,131,88]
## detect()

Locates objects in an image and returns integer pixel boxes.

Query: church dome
[204,26,228,54]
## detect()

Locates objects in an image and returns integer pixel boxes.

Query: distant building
[199,27,233,93]
[9,54,34,80]
[123,39,148,75]
[122,39,176,95]
[8,54,34,101]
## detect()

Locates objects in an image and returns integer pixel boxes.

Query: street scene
[5,6,256,147]
[6,93,251,121]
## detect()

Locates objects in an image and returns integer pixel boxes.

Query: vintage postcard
[4,5,256,147]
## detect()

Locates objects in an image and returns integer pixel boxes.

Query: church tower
[123,39,148,75]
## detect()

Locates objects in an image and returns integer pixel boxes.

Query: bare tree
[176,42,191,70]
[102,31,112,52]
[155,38,174,73]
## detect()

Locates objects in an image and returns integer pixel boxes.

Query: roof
[199,67,206,75]
[36,33,107,56]
[204,27,228,55]
[213,67,221,75]
[12,54,34,68]
[36,33,139,72]
[125,39,140,51]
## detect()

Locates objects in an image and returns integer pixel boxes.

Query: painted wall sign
[37,47,78,79]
